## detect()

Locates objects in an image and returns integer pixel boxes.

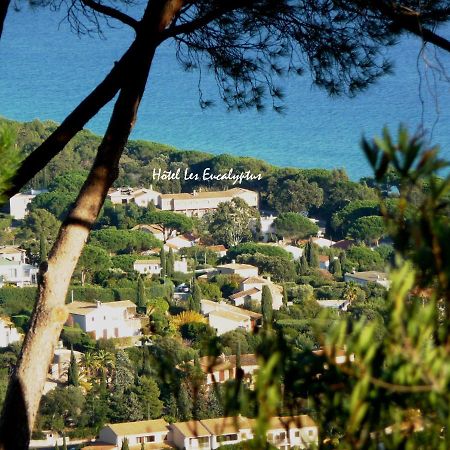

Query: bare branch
[80,0,139,29]
[0,0,10,40]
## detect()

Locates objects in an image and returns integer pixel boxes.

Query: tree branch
[0,0,10,41]
[80,0,139,30]
[0,2,184,448]
[377,2,450,53]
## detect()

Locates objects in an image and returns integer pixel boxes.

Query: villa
[0,258,38,287]
[344,270,390,289]
[200,299,262,335]
[66,300,143,340]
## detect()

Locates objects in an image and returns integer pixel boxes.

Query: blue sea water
[1,6,450,179]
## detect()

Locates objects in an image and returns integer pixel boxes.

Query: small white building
[266,416,318,449]
[158,187,259,217]
[48,346,83,382]
[230,276,284,310]
[133,257,189,275]
[0,317,21,347]
[170,420,212,450]
[0,246,27,263]
[9,192,36,220]
[132,224,167,241]
[205,245,228,258]
[164,235,196,252]
[98,419,170,448]
[8,189,47,220]
[66,300,142,340]
[0,258,38,286]
[201,299,261,335]
[312,237,336,248]
[216,262,259,279]
[201,417,254,449]
[197,354,259,386]
[344,271,390,289]
[132,187,161,207]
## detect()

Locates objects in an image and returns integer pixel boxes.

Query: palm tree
[81,352,100,379]
[94,349,115,380]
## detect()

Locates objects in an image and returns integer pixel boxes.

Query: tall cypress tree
[67,348,79,387]
[121,438,130,450]
[282,283,288,307]
[191,280,202,313]
[167,248,175,277]
[305,241,319,268]
[136,275,146,311]
[39,233,47,263]
[261,285,273,327]
[160,247,166,278]
[61,435,67,450]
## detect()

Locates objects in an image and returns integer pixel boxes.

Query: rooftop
[201,416,253,435]
[201,299,262,319]
[0,246,26,254]
[346,271,388,282]
[160,188,255,201]
[106,418,169,436]
[170,420,211,437]
[229,287,261,300]
[67,300,136,316]
[268,415,317,430]
[134,259,161,264]
[217,263,258,271]
[208,309,251,323]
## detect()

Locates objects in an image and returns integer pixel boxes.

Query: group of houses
[107,186,259,218]
[83,415,318,450]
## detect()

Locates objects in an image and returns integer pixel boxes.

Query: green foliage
[206,198,259,247]
[348,215,385,245]
[227,242,292,261]
[331,199,380,239]
[261,285,273,327]
[274,212,319,243]
[76,244,111,284]
[266,174,323,214]
[67,349,79,387]
[236,253,296,282]
[111,254,136,272]
[136,275,146,310]
[345,245,385,272]
[304,241,319,268]
[0,125,20,205]
[90,227,160,254]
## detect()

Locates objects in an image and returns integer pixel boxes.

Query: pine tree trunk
[0,2,183,448]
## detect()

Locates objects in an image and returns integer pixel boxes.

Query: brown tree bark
[0,1,183,448]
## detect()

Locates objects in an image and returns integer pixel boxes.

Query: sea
[1,5,450,179]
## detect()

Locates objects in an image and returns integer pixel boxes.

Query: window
[145,435,155,442]
[137,436,144,443]
[308,429,314,436]
[217,434,238,443]
[294,431,300,438]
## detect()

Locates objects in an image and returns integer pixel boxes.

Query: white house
[98,419,170,448]
[133,257,189,275]
[197,354,259,386]
[266,416,318,449]
[66,300,142,340]
[8,189,47,220]
[132,224,167,241]
[48,345,83,382]
[201,417,254,449]
[312,237,336,248]
[9,192,36,219]
[170,416,318,450]
[0,246,27,263]
[230,276,284,310]
[216,262,259,278]
[164,235,196,252]
[0,258,38,286]
[344,271,390,289]
[205,245,228,258]
[316,299,350,311]
[0,317,21,347]
[132,187,161,207]
[158,187,258,217]
[170,420,212,450]
[201,299,262,335]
